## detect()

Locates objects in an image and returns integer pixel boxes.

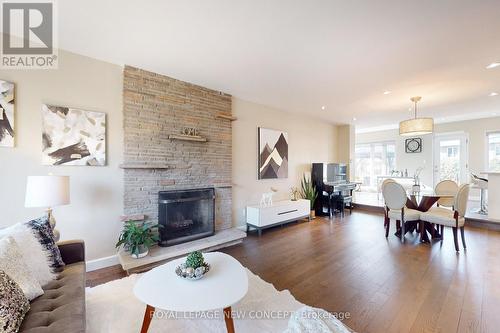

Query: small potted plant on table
[301,174,318,219]
[116,221,161,259]
[175,251,210,280]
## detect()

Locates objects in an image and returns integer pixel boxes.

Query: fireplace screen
[158,188,215,246]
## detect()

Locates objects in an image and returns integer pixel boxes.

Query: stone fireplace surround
[122,65,233,232]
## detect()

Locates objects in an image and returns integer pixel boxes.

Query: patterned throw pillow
[0,237,44,301]
[0,270,30,333]
[25,216,65,272]
[0,223,56,286]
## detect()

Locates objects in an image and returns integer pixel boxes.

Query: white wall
[356,129,434,186]
[232,98,339,227]
[0,50,124,262]
[337,125,355,180]
[356,116,500,187]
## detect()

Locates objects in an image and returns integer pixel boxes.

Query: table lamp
[25,175,70,242]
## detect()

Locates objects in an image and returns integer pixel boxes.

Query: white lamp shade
[399,118,434,136]
[25,176,70,208]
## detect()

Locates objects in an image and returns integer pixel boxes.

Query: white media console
[246,199,311,236]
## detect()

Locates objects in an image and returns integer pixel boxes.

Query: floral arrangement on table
[175,251,210,280]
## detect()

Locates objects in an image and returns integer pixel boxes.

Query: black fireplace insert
[158,188,215,247]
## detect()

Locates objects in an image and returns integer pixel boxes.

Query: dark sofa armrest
[57,240,85,265]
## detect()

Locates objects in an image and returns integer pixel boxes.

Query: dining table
[400,191,455,243]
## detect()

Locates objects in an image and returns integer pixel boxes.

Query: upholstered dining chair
[433,180,459,237]
[382,182,421,242]
[420,184,470,252]
[435,180,459,208]
[382,178,397,227]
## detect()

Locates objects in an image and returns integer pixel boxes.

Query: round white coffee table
[133,252,248,333]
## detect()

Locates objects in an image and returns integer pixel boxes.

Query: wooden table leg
[140,304,155,333]
[223,306,235,333]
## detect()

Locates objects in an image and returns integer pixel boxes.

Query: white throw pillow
[0,236,44,300]
[0,223,56,286]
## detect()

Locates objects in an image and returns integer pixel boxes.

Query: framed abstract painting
[0,80,15,147]
[258,127,288,179]
[41,104,106,166]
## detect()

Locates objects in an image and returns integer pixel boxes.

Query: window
[487,132,500,171]
[447,147,458,157]
[355,141,396,188]
[439,139,461,183]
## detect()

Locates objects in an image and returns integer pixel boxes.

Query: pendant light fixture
[399,96,434,136]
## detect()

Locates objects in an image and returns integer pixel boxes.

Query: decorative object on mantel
[168,127,207,142]
[116,221,162,259]
[301,174,318,219]
[175,251,210,281]
[215,112,237,121]
[405,137,422,153]
[41,104,106,166]
[0,80,15,147]
[399,96,434,136]
[258,127,288,179]
[25,175,70,242]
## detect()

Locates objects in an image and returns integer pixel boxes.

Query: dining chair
[420,184,470,252]
[433,180,459,238]
[381,178,397,227]
[382,182,421,242]
[435,180,459,208]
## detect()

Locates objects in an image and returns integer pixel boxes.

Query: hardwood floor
[87,211,500,333]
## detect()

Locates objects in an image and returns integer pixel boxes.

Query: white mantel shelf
[168,134,207,142]
[215,112,237,121]
[118,228,246,273]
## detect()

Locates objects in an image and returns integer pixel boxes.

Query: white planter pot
[130,246,149,259]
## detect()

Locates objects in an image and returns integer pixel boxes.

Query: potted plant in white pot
[301,174,318,219]
[116,221,162,259]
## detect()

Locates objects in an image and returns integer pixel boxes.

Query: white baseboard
[86,255,119,272]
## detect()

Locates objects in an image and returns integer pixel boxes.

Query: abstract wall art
[41,104,106,166]
[258,127,288,179]
[0,80,15,147]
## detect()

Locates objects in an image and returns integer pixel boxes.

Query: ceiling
[56,0,500,130]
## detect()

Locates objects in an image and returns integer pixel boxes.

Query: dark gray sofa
[19,240,86,333]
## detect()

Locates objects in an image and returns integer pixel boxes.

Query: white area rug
[86,268,352,333]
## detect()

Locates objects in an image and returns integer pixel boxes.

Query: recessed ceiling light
[489,92,499,97]
[486,62,500,69]
[383,91,392,95]
[321,106,326,110]
[352,117,357,121]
